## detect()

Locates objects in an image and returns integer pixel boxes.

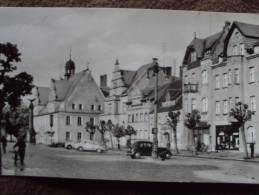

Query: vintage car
[74,141,105,153]
[129,141,172,160]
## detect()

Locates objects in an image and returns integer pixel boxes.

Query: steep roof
[234,21,259,38]
[36,87,49,105]
[120,69,136,87]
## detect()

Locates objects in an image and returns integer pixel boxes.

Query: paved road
[2,143,259,183]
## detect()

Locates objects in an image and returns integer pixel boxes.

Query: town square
[0,8,259,184]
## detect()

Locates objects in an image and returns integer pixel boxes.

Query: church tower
[64,50,75,80]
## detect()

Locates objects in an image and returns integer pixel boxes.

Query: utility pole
[28,98,36,144]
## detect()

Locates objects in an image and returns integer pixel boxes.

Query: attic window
[190,51,197,62]
[79,104,83,110]
[72,104,75,110]
[91,104,95,111]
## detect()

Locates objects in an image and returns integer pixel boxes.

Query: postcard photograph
[0,7,259,183]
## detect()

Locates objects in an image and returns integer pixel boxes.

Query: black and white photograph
[0,7,259,184]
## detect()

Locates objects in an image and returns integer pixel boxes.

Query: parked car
[65,141,77,149]
[75,141,105,153]
[48,142,65,148]
[129,141,172,160]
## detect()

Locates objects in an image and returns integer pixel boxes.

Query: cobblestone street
[1,143,259,183]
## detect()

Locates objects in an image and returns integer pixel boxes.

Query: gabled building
[182,21,259,152]
[101,58,183,148]
[33,56,105,144]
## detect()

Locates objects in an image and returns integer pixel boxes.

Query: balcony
[184,83,199,93]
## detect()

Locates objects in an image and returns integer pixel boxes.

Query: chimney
[223,21,231,32]
[100,74,107,88]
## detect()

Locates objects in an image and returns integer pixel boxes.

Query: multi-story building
[182,21,259,152]
[33,56,105,144]
[101,58,183,149]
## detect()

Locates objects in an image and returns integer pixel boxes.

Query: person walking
[1,136,7,154]
[13,131,26,170]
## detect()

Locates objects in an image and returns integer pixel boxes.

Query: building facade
[182,21,259,152]
[100,58,183,149]
[33,56,105,144]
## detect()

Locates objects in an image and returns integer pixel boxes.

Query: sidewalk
[174,150,259,163]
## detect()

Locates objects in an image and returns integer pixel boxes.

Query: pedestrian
[1,136,7,154]
[13,131,26,170]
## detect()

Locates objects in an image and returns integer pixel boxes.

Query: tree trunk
[0,112,2,175]
[192,130,197,155]
[241,124,249,158]
[109,131,114,149]
[117,138,120,150]
[101,133,106,148]
[173,127,179,154]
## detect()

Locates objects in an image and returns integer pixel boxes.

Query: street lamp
[147,58,170,159]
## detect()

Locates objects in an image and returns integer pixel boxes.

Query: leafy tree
[85,121,97,141]
[0,42,33,175]
[230,102,252,158]
[184,109,201,155]
[97,120,108,147]
[124,125,136,148]
[112,124,125,150]
[167,111,181,154]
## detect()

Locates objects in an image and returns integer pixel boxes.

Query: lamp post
[28,98,36,144]
[147,58,170,159]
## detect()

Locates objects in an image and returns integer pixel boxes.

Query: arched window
[202,97,208,113]
[201,70,208,84]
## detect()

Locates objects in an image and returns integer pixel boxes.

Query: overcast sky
[0,8,259,87]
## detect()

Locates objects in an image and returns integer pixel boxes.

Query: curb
[173,154,259,163]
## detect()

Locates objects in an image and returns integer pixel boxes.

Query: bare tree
[167,111,181,154]
[112,124,125,150]
[230,102,252,159]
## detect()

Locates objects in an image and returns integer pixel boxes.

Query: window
[233,45,238,55]
[132,114,134,123]
[229,97,233,110]
[247,126,256,143]
[191,72,196,83]
[228,70,232,85]
[249,67,255,83]
[234,69,240,84]
[89,117,94,126]
[72,104,75,110]
[128,114,131,123]
[201,70,208,84]
[49,114,54,127]
[66,116,70,126]
[190,51,197,62]
[191,98,197,111]
[223,100,229,114]
[77,132,82,142]
[215,75,220,89]
[223,73,228,88]
[98,105,102,111]
[144,112,148,121]
[240,44,245,55]
[235,97,240,105]
[65,132,70,141]
[250,96,256,112]
[91,104,95,111]
[215,101,220,115]
[77,117,82,126]
[79,104,83,110]
[140,113,143,121]
[184,99,188,112]
[184,75,188,84]
[202,97,208,113]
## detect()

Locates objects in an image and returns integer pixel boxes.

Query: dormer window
[190,51,197,62]
[91,104,95,111]
[218,56,223,63]
[79,104,83,110]
[72,104,75,110]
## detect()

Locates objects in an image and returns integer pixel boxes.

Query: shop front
[216,125,239,150]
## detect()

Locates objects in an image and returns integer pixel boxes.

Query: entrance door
[216,125,239,150]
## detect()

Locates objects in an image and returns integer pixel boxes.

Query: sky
[0,8,259,88]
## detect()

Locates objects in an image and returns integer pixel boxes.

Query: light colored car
[65,141,77,149]
[75,141,105,153]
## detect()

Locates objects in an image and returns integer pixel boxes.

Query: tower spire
[69,48,72,60]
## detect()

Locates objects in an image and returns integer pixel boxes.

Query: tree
[230,102,252,159]
[184,109,201,155]
[112,124,125,150]
[124,125,137,148]
[97,120,108,148]
[0,42,33,175]
[106,120,114,149]
[167,111,181,154]
[85,121,97,141]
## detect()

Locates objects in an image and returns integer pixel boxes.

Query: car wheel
[97,149,102,153]
[135,152,141,159]
[66,145,72,150]
[78,147,83,151]
[166,153,171,159]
